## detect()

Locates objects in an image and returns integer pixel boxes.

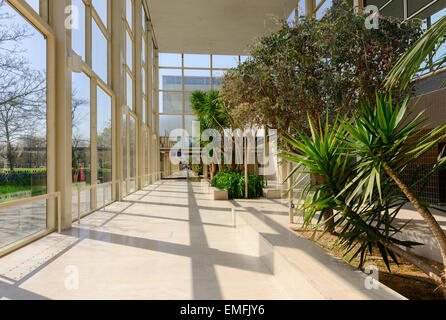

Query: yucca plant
[280,95,446,294]
[279,115,418,271]
[343,94,446,291]
[385,14,446,90]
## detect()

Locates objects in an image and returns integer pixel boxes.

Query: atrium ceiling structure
[146,0,298,55]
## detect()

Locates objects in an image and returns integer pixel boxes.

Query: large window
[129,115,137,192]
[158,53,247,138]
[0,1,48,248]
[71,72,91,218]
[122,0,135,196]
[70,0,113,219]
[97,87,112,185]
[71,0,86,61]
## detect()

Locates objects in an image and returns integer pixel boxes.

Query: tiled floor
[0,180,288,300]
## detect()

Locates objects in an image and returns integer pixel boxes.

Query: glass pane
[126,0,132,29]
[25,0,39,12]
[126,30,133,71]
[71,0,86,61]
[142,67,146,95]
[184,54,210,68]
[72,72,91,193]
[432,8,446,69]
[92,19,108,82]
[184,92,194,114]
[185,115,198,137]
[97,183,112,208]
[97,87,112,184]
[159,53,182,67]
[212,55,238,69]
[92,0,107,27]
[142,37,146,66]
[152,110,157,131]
[159,68,182,90]
[316,0,332,20]
[0,2,48,245]
[0,200,47,248]
[159,91,183,114]
[127,72,133,110]
[240,56,250,64]
[159,115,182,137]
[122,113,127,179]
[145,130,149,175]
[129,116,137,178]
[142,97,147,124]
[184,69,211,91]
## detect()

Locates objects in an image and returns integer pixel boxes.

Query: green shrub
[211,172,264,199]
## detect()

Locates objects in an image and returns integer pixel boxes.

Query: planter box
[262,188,282,199]
[210,187,229,200]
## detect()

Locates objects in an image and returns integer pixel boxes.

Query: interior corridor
[0,180,288,300]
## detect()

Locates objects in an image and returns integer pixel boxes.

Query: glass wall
[71,0,113,219]
[0,0,161,256]
[122,0,135,196]
[157,53,246,177]
[71,72,91,218]
[158,53,246,138]
[0,1,48,248]
[97,87,112,184]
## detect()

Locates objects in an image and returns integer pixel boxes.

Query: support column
[111,0,124,200]
[305,0,316,17]
[134,0,143,189]
[52,0,72,230]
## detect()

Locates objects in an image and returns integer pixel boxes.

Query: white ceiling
[146,0,298,55]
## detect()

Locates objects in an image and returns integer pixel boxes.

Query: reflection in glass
[97,87,112,184]
[127,72,133,110]
[159,68,182,90]
[159,91,182,114]
[71,72,91,218]
[126,30,133,71]
[159,115,182,137]
[184,69,211,91]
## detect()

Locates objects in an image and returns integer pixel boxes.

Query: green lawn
[0,186,32,194]
[0,185,47,203]
[0,168,46,173]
